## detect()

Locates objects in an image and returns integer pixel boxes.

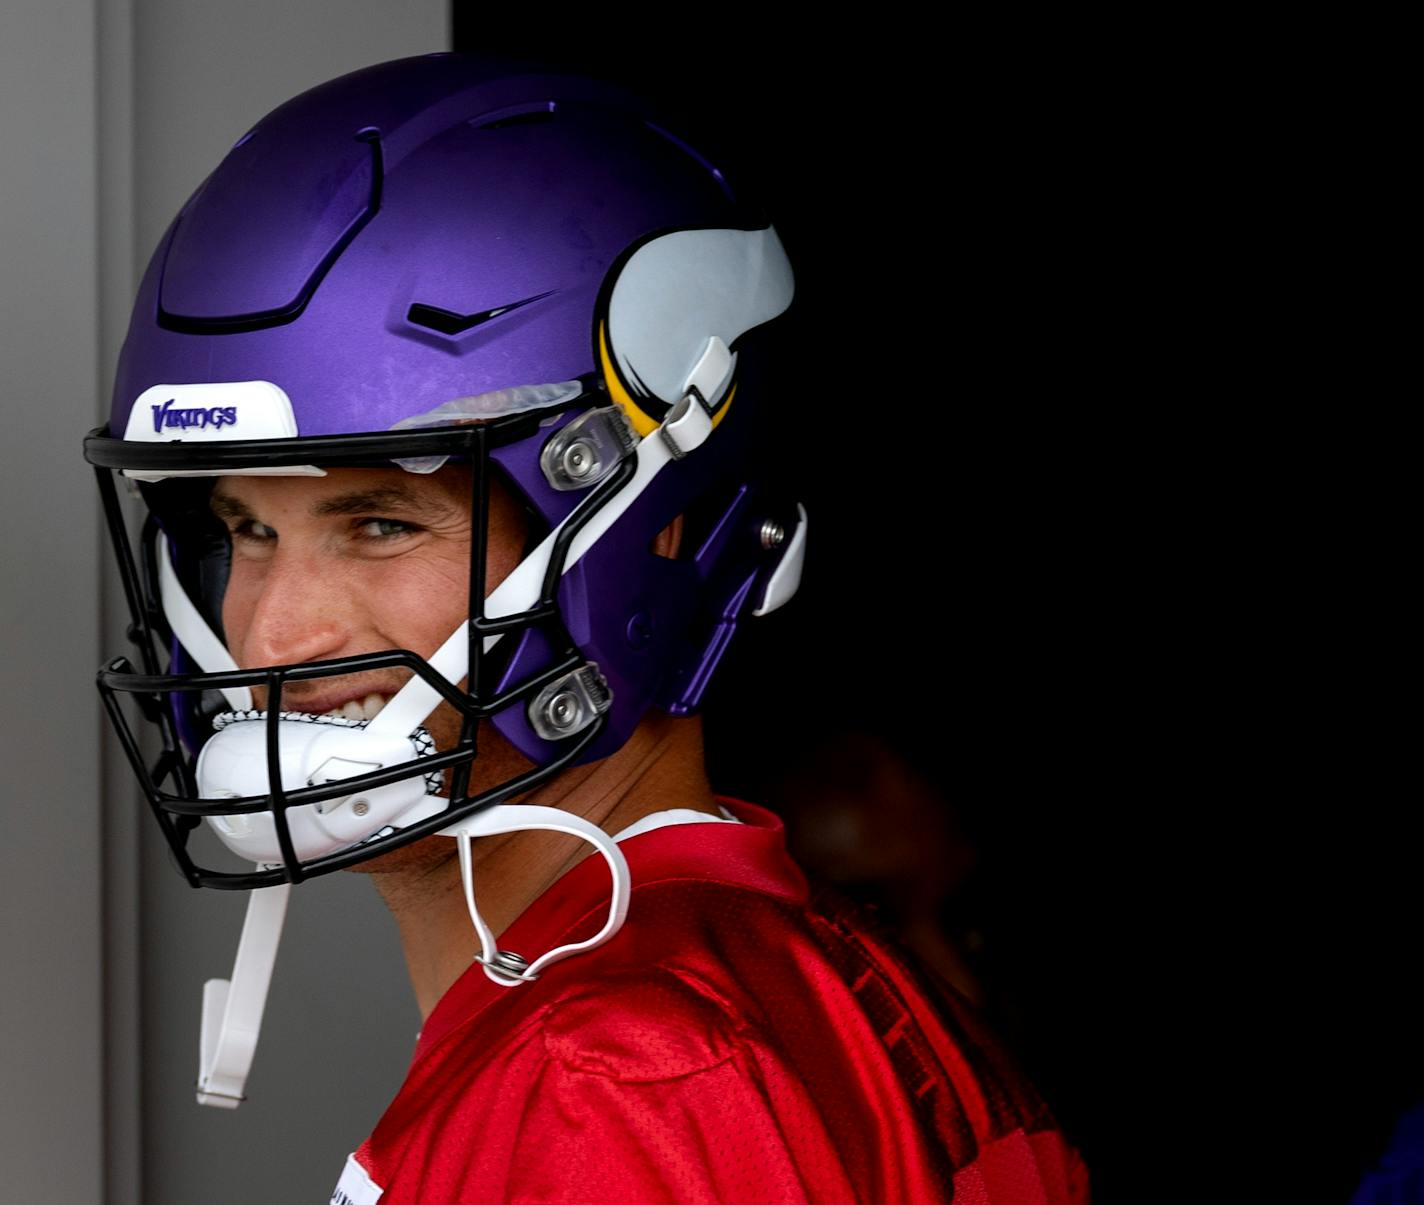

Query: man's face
[210,463,537,811]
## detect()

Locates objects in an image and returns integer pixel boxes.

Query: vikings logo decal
[595,226,792,438]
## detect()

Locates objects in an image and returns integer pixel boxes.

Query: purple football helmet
[85,52,804,893]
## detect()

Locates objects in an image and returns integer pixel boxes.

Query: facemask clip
[528,663,612,741]
[540,406,637,491]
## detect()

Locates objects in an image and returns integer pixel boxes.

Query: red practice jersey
[333,798,1090,1204]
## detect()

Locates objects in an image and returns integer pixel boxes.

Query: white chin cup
[195,714,442,864]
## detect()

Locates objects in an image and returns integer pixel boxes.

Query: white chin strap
[197,883,289,1107]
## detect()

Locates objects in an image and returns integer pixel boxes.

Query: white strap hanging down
[197,882,290,1107]
[438,803,631,987]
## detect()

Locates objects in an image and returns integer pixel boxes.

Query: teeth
[321,693,390,721]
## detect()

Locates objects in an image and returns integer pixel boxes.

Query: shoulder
[538,962,754,1083]
[529,870,830,1083]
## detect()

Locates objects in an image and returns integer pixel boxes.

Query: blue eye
[358,518,416,539]
[231,519,276,542]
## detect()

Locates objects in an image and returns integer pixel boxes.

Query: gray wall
[1,5,104,1204]
[1,4,448,1203]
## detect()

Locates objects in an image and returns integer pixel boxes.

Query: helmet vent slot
[406,293,551,336]
[470,109,557,132]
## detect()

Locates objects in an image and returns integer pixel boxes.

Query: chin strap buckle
[196,882,290,1108]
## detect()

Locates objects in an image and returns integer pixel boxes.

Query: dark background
[451,13,1417,1203]
[447,13,1131,1201]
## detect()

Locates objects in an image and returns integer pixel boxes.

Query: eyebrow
[313,486,455,520]
[208,492,254,521]
[209,485,458,522]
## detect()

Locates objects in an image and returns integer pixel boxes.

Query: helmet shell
[108,53,793,774]
[112,54,749,439]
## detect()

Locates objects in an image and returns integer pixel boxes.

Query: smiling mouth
[248,667,465,732]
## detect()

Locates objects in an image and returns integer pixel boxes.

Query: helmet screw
[562,441,594,479]
[760,519,786,550]
[545,690,582,732]
[351,798,371,816]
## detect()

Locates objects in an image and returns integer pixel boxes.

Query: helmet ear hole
[650,514,684,561]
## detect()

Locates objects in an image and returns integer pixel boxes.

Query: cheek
[369,550,471,652]
[487,530,524,595]
[220,562,261,659]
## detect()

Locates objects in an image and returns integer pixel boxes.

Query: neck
[366,711,718,1020]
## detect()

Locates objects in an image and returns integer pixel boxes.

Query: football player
[87,52,1088,1203]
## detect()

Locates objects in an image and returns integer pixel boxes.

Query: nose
[227,546,353,671]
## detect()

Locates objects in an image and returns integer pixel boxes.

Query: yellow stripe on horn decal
[598,320,735,436]
[598,320,658,436]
